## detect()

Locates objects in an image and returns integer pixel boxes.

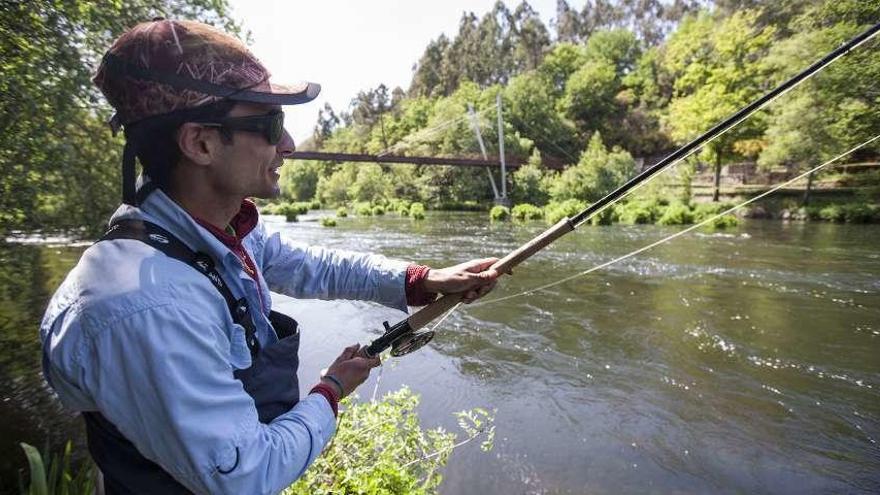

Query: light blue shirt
[40,190,410,494]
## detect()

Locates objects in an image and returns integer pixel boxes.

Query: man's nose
[277,128,295,157]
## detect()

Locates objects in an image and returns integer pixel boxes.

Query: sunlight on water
[2,215,879,494]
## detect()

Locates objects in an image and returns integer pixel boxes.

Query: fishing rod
[361,21,880,359]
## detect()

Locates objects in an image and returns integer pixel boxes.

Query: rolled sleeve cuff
[378,259,411,313]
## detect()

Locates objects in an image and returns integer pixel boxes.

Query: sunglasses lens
[270,112,284,144]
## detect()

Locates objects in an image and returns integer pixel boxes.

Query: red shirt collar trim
[193,199,259,247]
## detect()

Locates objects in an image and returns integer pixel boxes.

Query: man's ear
[177,123,221,166]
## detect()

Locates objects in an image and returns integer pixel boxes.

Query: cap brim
[227,80,321,105]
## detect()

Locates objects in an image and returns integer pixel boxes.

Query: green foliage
[319,217,337,227]
[664,10,775,202]
[616,199,662,224]
[336,207,348,218]
[349,164,392,203]
[657,202,695,225]
[548,133,635,203]
[0,0,239,237]
[693,202,739,228]
[316,166,357,207]
[489,205,510,222]
[544,199,587,224]
[812,204,878,223]
[511,149,550,205]
[281,161,323,202]
[355,202,374,216]
[371,205,386,216]
[284,387,495,495]
[19,442,95,495]
[409,202,426,220]
[511,204,544,222]
[309,200,323,210]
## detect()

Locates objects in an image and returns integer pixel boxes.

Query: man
[40,19,498,494]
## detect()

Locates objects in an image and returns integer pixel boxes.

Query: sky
[229,0,581,144]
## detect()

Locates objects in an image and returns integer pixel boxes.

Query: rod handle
[406,217,574,332]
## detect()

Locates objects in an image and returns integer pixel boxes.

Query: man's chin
[252,185,282,200]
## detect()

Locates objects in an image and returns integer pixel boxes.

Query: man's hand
[423,257,500,303]
[321,344,381,398]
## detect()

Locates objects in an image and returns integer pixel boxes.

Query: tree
[548,132,635,202]
[409,35,454,97]
[504,72,579,160]
[758,1,880,204]
[0,0,240,237]
[511,148,550,204]
[664,10,775,202]
[312,103,341,146]
[510,1,551,72]
[280,161,323,202]
[553,0,582,43]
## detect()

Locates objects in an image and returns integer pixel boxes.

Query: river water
[1,212,878,493]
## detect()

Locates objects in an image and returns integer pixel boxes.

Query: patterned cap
[94,19,320,128]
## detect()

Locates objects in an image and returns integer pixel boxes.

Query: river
[1,212,878,494]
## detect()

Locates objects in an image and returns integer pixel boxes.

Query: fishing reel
[390,330,434,357]
[363,320,434,358]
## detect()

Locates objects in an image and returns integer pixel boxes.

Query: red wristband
[310,383,339,417]
[406,264,437,306]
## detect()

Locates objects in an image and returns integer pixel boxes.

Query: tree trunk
[713,155,722,202]
[802,171,814,206]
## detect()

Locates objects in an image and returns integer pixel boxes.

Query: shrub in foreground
[285,387,494,495]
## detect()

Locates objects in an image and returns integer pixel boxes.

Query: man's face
[210,101,294,200]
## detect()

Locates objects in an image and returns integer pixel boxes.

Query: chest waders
[84,220,301,494]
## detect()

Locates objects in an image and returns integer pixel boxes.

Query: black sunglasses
[196,110,285,145]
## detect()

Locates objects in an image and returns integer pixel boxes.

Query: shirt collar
[108,190,258,262]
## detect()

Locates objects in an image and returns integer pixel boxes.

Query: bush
[309,200,322,210]
[489,205,510,222]
[841,204,875,223]
[355,202,374,216]
[336,207,348,218]
[387,198,412,215]
[371,205,386,216]
[708,214,739,229]
[410,202,426,220]
[616,199,661,224]
[590,206,616,226]
[818,205,844,222]
[511,203,544,222]
[284,387,494,495]
[320,217,337,227]
[544,199,587,224]
[260,203,281,215]
[657,202,694,225]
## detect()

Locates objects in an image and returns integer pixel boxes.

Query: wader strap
[99,219,261,359]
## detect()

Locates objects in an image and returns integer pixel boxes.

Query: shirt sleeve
[81,297,336,495]
[258,226,410,312]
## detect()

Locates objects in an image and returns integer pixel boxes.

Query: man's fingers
[463,257,499,273]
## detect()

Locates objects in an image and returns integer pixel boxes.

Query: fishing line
[471,133,880,307]
[361,22,880,360]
